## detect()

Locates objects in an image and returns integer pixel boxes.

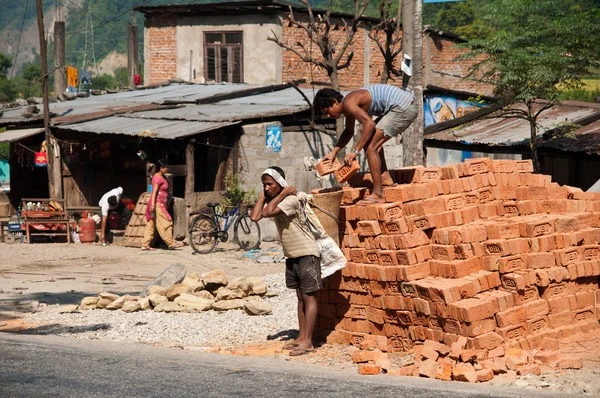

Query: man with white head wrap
[251,166,322,356]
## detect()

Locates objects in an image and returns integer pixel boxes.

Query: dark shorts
[285,255,322,294]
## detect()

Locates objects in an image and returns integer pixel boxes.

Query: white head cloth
[262,168,288,188]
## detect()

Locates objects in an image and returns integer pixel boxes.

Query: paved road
[0,334,561,398]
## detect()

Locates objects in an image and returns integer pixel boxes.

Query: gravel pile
[24,274,298,349]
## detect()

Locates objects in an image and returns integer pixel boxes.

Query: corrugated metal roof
[63,116,238,139]
[425,101,600,146]
[0,128,44,142]
[120,87,312,122]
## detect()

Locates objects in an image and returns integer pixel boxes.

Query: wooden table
[22,199,71,243]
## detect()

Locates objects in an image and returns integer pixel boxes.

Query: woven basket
[312,189,344,247]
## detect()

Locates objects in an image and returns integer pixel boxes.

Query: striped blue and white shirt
[363,84,414,116]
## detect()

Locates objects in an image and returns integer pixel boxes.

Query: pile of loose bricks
[313,157,599,381]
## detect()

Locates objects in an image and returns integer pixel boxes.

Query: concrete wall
[425,146,522,167]
[144,14,282,85]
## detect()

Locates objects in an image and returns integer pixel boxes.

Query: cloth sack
[297,192,346,278]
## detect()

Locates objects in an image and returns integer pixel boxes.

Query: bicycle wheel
[234,214,261,251]
[189,214,219,254]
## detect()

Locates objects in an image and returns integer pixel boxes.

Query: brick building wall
[425,34,495,96]
[146,16,178,84]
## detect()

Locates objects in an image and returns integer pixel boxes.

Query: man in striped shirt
[314,84,418,204]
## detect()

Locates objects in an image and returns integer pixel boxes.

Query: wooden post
[127,17,139,89]
[401,0,425,167]
[53,21,66,97]
[185,142,195,206]
[37,0,61,199]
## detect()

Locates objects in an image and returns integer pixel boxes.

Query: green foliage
[461,0,600,105]
[222,172,257,207]
[90,74,117,90]
[113,67,128,88]
[0,127,8,159]
[557,88,600,103]
[0,53,12,80]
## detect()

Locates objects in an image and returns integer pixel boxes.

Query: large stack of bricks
[314,158,599,381]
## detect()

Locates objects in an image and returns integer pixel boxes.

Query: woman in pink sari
[142,160,183,250]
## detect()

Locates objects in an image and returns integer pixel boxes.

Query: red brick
[548,311,573,328]
[351,349,388,363]
[501,273,527,291]
[554,247,581,266]
[498,255,527,274]
[382,218,411,235]
[496,306,527,328]
[526,252,556,269]
[356,220,381,237]
[522,299,549,320]
[373,202,404,221]
[316,157,342,176]
[358,363,381,375]
[497,323,528,342]
[465,318,497,337]
[476,368,494,382]
[418,358,439,378]
[399,263,431,281]
[463,158,492,176]
[334,160,360,184]
[392,230,430,249]
[449,297,496,323]
[558,358,583,369]
[452,362,477,382]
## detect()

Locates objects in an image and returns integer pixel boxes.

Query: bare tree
[268,0,370,91]
[368,0,402,84]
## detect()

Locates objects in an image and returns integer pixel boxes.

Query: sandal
[141,246,156,251]
[289,347,315,356]
[167,242,184,250]
[356,197,385,205]
[283,342,299,350]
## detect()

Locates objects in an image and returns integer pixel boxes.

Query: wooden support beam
[185,142,195,206]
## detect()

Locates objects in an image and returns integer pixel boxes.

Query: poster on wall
[423,96,487,127]
[265,124,282,153]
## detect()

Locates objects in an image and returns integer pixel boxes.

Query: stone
[558,358,583,369]
[174,293,214,311]
[96,298,114,309]
[227,277,253,298]
[215,287,237,301]
[59,304,79,313]
[106,295,129,310]
[141,263,187,297]
[80,296,99,310]
[202,269,228,289]
[264,291,279,298]
[419,359,439,379]
[138,297,150,310]
[476,369,494,382]
[453,363,477,383]
[148,294,168,307]
[154,302,183,312]
[98,292,120,301]
[192,290,214,300]
[122,301,141,313]
[124,295,140,302]
[147,285,167,296]
[166,283,193,301]
[15,98,28,106]
[180,275,205,292]
[212,299,244,311]
[247,276,267,295]
[358,363,381,375]
[243,297,272,315]
[515,380,530,387]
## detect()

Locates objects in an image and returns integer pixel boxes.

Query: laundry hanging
[66,66,79,93]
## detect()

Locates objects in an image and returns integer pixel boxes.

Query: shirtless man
[314,84,418,203]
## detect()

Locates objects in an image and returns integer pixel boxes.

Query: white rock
[122,301,141,313]
[212,299,244,311]
[138,297,150,310]
[58,304,79,313]
[201,269,228,288]
[181,275,205,292]
[148,294,168,307]
[80,296,99,310]
[96,298,114,309]
[106,295,128,310]
[98,292,119,301]
[247,277,267,295]
[147,285,167,296]
[174,293,214,311]
[244,297,272,315]
[227,277,253,298]
[166,283,192,301]
[192,290,214,300]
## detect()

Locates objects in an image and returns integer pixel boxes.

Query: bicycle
[188,202,261,254]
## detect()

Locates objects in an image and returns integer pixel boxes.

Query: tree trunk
[402,0,424,167]
[529,118,541,173]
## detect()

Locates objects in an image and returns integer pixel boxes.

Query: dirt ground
[2,241,600,394]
